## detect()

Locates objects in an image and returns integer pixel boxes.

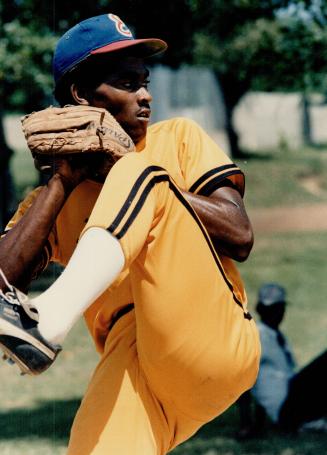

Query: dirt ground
[249,203,327,233]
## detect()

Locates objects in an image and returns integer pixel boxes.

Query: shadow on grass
[0,398,81,443]
[310,142,327,151]
[2,399,327,453]
[172,407,327,455]
[235,150,276,161]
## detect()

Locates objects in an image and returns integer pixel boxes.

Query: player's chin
[126,119,148,144]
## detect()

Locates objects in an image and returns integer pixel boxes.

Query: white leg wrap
[32,228,124,344]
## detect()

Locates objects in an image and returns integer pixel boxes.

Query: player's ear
[70,83,90,106]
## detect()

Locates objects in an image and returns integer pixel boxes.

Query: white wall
[234,92,327,151]
[4,115,27,151]
[234,92,303,150]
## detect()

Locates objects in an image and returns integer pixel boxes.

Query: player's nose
[137,86,152,104]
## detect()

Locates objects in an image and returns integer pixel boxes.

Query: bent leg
[85,152,260,449]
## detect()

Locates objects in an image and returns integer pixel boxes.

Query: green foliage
[0,20,57,110]
[0,0,61,111]
[0,0,194,112]
[192,1,327,94]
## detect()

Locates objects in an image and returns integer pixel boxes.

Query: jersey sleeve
[1,186,58,276]
[176,118,245,197]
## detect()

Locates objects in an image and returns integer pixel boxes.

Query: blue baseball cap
[53,13,167,85]
[258,283,287,306]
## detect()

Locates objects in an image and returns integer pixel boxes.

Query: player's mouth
[136,109,151,121]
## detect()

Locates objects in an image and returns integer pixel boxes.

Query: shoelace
[0,268,39,322]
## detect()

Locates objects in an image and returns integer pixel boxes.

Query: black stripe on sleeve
[108,165,164,233]
[197,170,244,197]
[111,174,169,239]
[189,164,238,194]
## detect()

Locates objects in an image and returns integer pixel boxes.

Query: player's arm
[173,119,253,262]
[0,158,87,291]
[182,184,253,262]
[1,104,134,291]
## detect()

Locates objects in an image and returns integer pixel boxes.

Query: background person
[238,282,327,437]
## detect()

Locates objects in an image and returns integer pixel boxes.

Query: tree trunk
[215,72,248,158]
[301,93,313,146]
[224,102,243,158]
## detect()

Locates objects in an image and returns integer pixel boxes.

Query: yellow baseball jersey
[67,152,259,454]
[5,117,246,352]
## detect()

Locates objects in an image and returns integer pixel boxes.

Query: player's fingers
[33,155,54,174]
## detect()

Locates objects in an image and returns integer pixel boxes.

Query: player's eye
[142,79,150,89]
[116,78,151,92]
[119,80,133,89]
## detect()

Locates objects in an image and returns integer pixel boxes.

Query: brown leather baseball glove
[21,105,135,161]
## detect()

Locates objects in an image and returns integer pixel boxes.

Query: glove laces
[0,268,39,322]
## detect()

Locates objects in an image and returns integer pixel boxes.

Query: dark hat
[257,283,286,306]
[53,13,167,84]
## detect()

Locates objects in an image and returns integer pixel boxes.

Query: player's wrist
[47,173,76,197]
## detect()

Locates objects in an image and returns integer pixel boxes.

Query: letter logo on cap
[108,14,133,38]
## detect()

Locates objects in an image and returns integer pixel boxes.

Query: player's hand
[34,154,90,192]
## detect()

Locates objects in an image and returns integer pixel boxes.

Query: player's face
[89,56,152,144]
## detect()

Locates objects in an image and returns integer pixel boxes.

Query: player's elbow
[215,228,253,262]
[233,226,254,262]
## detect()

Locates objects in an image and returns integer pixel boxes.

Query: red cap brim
[90,38,167,58]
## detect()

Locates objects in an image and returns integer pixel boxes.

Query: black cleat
[0,272,61,376]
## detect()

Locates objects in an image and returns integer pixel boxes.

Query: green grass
[235,146,327,208]
[172,411,327,455]
[3,145,327,454]
[0,318,98,455]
